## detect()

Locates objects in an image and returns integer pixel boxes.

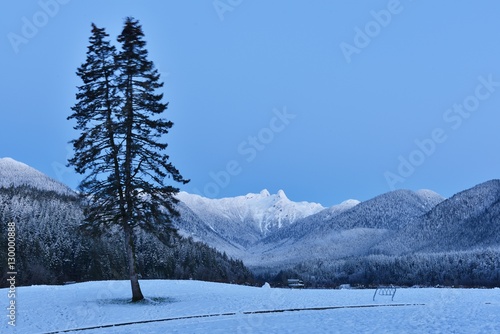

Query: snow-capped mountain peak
[259,189,270,197]
[336,198,361,210]
[0,157,74,196]
[277,189,287,200]
[415,189,445,206]
[176,190,325,237]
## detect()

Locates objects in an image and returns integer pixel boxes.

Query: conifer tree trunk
[123,222,144,301]
[123,72,144,301]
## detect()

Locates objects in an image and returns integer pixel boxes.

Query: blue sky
[2,0,500,206]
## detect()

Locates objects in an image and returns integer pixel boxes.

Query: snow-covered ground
[1,280,499,333]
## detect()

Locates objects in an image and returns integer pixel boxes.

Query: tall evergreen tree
[68,18,189,301]
[68,23,122,227]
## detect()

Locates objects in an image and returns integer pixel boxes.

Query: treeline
[0,186,253,287]
[259,249,500,288]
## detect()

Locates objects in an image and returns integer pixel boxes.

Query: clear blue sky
[2,0,500,206]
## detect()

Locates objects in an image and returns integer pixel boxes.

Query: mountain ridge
[176,189,325,234]
[0,157,75,196]
[373,179,500,255]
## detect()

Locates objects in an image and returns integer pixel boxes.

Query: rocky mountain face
[176,189,324,235]
[174,189,325,257]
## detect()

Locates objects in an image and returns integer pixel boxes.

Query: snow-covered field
[1,280,499,333]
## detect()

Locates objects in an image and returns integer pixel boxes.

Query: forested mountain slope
[0,159,254,287]
[0,157,73,196]
[373,180,500,255]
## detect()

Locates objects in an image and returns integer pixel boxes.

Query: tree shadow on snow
[98,296,177,305]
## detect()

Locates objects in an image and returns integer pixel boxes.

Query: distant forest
[262,249,500,288]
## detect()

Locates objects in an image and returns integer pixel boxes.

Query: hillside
[272,181,500,287]
[374,179,500,255]
[0,157,74,195]
[0,158,254,287]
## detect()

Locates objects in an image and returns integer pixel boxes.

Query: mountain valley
[1,157,500,287]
